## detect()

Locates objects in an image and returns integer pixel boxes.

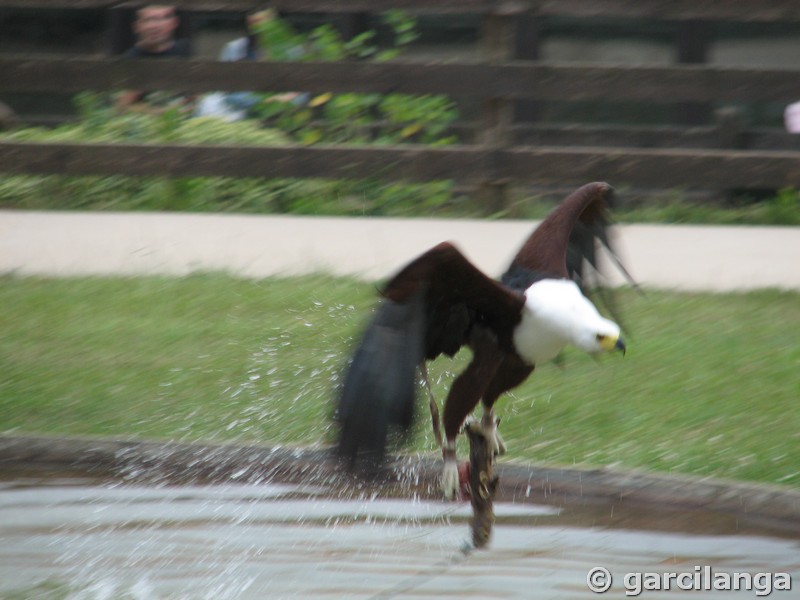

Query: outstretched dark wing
[503,182,612,285]
[564,184,637,293]
[501,182,637,327]
[335,242,525,468]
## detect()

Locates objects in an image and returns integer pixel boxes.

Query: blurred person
[220,7,274,62]
[785,101,800,134]
[116,4,191,113]
[195,8,307,121]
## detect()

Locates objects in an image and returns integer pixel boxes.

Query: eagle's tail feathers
[335,290,425,471]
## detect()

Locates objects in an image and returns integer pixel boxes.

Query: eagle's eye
[596,334,607,343]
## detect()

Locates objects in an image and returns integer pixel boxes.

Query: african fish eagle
[335,182,632,499]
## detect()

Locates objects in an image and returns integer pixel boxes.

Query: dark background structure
[1,0,799,207]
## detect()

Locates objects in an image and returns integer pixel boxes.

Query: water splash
[2,474,797,600]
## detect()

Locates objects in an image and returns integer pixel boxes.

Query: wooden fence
[3,0,800,21]
[1,0,800,205]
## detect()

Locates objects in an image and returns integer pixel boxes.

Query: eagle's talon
[481,414,507,456]
[487,427,507,456]
[441,458,460,501]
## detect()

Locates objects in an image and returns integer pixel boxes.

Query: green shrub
[245,11,458,147]
[0,108,457,214]
[763,188,800,225]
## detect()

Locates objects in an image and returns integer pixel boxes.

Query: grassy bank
[1,274,798,487]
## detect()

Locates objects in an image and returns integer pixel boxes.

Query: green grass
[500,188,800,226]
[2,274,798,487]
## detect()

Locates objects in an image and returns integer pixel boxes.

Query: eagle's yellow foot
[481,413,507,456]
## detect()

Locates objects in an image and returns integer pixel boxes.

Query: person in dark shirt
[116,4,191,112]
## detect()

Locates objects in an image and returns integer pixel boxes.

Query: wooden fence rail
[3,57,800,104]
[2,141,798,190]
[3,0,800,22]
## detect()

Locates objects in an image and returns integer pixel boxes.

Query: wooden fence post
[675,20,713,125]
[107,6,134,55]
[476,6,523,216]
[335,11,369,41]
[714,106,745,149]
[512,11,544,124]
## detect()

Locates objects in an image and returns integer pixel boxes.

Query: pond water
[1,472,799,599]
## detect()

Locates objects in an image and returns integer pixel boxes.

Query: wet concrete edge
[1,433,798,531]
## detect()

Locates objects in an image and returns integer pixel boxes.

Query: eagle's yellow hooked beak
[598,334,626,356]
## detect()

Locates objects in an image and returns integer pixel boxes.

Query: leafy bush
[0,104,457,214]
[2,111,290,148]
[763,187,800,225]
[243,11,458,146]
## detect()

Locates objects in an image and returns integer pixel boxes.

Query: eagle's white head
[513,279,625,365]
